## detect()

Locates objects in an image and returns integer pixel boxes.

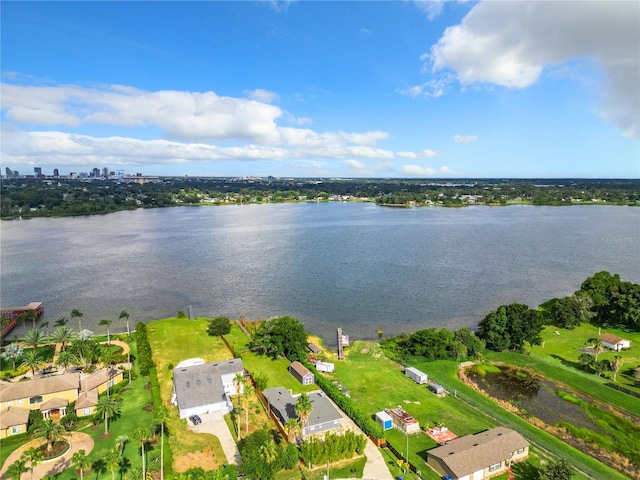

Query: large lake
[1,203,639,345]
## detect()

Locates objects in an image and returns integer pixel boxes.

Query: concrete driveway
[190,411,241,465]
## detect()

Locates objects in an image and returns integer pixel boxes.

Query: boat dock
[1,302,44,338]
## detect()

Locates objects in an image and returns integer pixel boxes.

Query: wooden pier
[1,302,43,338]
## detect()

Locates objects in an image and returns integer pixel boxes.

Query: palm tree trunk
[141,443,146,480]
[160,424,164,480]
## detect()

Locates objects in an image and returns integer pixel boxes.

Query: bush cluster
[300,430,367,466]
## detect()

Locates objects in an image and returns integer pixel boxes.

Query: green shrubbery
[136,322,154,376]
[300,430,367,467]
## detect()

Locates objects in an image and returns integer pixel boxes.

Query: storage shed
[375,411,393,431]
[429,383,445,395]
[288,361,315,385]
[315,361,335,373]
[405,367,428,385]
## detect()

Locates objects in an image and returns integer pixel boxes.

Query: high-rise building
[34,167,42,176]
[92,167,100,178]
[53,168,59,177]
[102,167,110,177]
[5,167,13,178]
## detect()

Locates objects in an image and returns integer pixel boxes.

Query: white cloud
[397,75,452,98]
[454,134,477,144]
[396,148,441,158]
[246,88,280,103]
[400,164,452,176]
[344,159,366,170]
[426,1,640,138]
[413,0,445,21]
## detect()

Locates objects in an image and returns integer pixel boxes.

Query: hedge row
[136,322,155,376]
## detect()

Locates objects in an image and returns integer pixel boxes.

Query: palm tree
[115,434,130,455]
[105,448,122,480]
[70,309,83,332]
[232,372,245,438]
[154,406,169,480]
[21,328,46,352]
[56,350,74,371]
[295,392,313,439]
[21,447,43,480]
[71,449,91,480]
[99,319,113,345]
[50,325,76,350]
[611,355,623,382]
[32,418,67,453]
[95,395,121,434]
[1,342,23,370]
[54,317,68,327]
[586,338,604,361]
[259,440,277,464]
[119,310,130,337]
[284,417,301,443]
[20,349,45,376]
[134,426,151,480]
[19,309,38,330]
[244,383,254,436]
[6,458,27,480]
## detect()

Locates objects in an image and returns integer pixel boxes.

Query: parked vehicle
[189,415,202,425]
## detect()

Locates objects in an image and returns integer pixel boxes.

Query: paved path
[0,432,94,480]
[191,411,241,465]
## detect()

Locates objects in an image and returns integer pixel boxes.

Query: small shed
[600,334,631,351]
[315,361,335,373]
[405,367,428,385]
[308,343,321,354]
[288,361,315,385]
[429,383,444,395]
[375,411,393,431]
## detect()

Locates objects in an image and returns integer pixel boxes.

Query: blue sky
[1,1,638,178]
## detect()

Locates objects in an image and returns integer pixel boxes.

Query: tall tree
[295,393,313,439]
[32,418,66,453]
[154,406,169,480]
[6,458,27,480]
[21,328,46,351]
[586,338,604,361]
[99,319,113,345]
[70,309,83,332]
[259,440,277,464]
[105,448,122,480]
[206,316,232,336]
[21,447,43,480]
[95,395,121,435]
[119,310,130,337]
[1,342,23,370]
[115,435,129,456]
[233,372,246,439]
[71,449,91,480]
[50,325,76,350]
[54,317,68,327]
[611,355,623,382]
[20,349,44,376]
[244,383,254,436]
[134,426,151,480]
[284,417,301,443]
[538,458,575,480]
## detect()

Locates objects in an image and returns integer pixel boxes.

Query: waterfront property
[0,367,124,437]
[263,387,342,437]
[0,302,43,338]
[427,427,529,480]
[288,361,315,385]
[171,358,244,419]
[599,333,631,351]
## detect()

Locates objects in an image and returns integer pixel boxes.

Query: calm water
[1,203,639,345]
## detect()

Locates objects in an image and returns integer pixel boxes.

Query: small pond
[466,365,598,431]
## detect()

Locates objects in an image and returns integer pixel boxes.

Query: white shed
[315,361,335,373]
[405,367,428,385]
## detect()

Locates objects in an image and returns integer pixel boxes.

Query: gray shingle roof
[172,359,243,411]
[263,387,342,427]
[428,427,529,478]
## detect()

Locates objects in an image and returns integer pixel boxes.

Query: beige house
[427,427,529,480]
[0,368,123,438]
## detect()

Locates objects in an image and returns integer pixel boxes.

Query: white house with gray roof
[172,359,244,419]
[263,387,342,437]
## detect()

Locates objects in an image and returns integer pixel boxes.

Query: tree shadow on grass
[511,460,540,480]
[550,354,583,371]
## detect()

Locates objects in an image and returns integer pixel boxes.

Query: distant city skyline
[1,1,638,178]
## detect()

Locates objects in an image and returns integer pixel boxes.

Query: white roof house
[172,359,244,419]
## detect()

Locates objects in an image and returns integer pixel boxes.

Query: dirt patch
[173,445,221,473]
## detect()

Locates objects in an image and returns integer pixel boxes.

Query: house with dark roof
[263,387,342,437]
[599,334,631,351]
[288,361,314,385]
[427,427,529,480]
[172,359,244,419]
